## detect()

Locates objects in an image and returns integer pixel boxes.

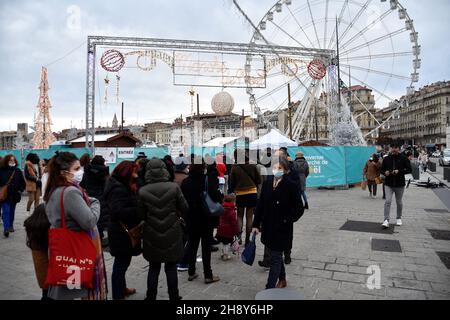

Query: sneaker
[3,231,9,238]
[188,274,199,281]
[304,202,309,210]
[177,264,189,272]
[9,227,14,233]
[381,220,389,228]
[258,260,270,269]
[396,219,402,226]
[211,246,219,252]
[205,276,220,284]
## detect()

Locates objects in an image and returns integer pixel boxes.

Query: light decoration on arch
[100,49,125,72]
[307,59,327,80]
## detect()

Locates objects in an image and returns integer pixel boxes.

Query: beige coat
[363,160,381,181]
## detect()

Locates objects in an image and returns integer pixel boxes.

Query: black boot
[304,202,309,210]
[169,290,182,301]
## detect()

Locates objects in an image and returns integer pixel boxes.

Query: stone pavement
[1,177,449,300]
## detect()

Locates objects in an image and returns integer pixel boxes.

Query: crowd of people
[0,147,308,300]
[0,141,416,300]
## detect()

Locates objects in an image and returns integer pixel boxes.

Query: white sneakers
[382,219,403,228]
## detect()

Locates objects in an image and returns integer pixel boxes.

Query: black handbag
[201,176,224,217]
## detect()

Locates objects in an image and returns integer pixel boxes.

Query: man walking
[381,142,412,228]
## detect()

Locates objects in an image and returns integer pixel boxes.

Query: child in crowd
[216,194,239,261]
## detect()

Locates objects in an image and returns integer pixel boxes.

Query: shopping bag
[361,180,367,190]
[241,233,256,266]
[45,187,97,289]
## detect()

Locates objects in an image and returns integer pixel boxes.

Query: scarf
[73,184,108,300]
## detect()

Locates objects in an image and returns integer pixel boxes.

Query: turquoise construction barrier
[1,145,375,187]
[288,146,376,187]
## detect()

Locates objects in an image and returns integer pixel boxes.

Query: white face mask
[71,170,84,184]
[272,169,284,178]
[8,162,16,167]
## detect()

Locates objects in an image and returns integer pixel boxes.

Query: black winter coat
[103,176,141,257]
[0,167,26,203]
[80,164,109,199]
[380,153,412,188]
[181,169,223,233]
[253,175,303,252]
[138,159,189,263]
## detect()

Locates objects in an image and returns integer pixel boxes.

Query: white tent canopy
[249,130,297,150]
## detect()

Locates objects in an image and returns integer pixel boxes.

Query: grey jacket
[45,186,100,300]
[293,157,309,191]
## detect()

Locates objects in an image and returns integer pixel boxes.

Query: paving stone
[391,278,432,291]
[325,264,348,272]
[299,261,326,270]
[339,281,387,297]
[414,272,450,283]
[295,268,333,279]
[348,266,370,275]
[424,292,450,300]
[430,282,450,294]
[332,272,367,284]
[386,287,427,300]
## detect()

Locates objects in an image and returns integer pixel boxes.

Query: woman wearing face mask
[102,161,142,300]
[252,158,303,289]
[0,155,26,238]
[43,152,106,300]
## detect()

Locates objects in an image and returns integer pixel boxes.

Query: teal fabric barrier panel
[23,148,93,164]
[288,146,347,187]
[344,146,377,185]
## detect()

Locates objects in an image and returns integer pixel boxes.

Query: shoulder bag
[120,221,144,248]
[201,176,225,217]
[45,187,97,289]
[0,171,15,202]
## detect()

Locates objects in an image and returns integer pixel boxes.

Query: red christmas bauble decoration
[307,59,327,80]
[100,50,125,72]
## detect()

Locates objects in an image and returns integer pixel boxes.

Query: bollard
[444,167,450,182]
[428,161,436,172]
[411,162,420,180]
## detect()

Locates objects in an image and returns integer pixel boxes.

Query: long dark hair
[0,154,18,169]
[43,152,79,202]
[24,203,50,251]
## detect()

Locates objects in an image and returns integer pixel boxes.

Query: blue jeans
[1,202,17,232]
[266,250,286,289]
[111,255,132,300]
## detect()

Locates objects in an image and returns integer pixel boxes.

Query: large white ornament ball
[211,91,235,115]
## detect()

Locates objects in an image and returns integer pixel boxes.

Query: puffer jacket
[216,201,239,239]
[138,158,189,263]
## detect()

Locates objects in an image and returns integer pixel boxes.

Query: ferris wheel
[244,0,420,144]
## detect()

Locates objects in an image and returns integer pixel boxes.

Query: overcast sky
[0,0,449,133]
